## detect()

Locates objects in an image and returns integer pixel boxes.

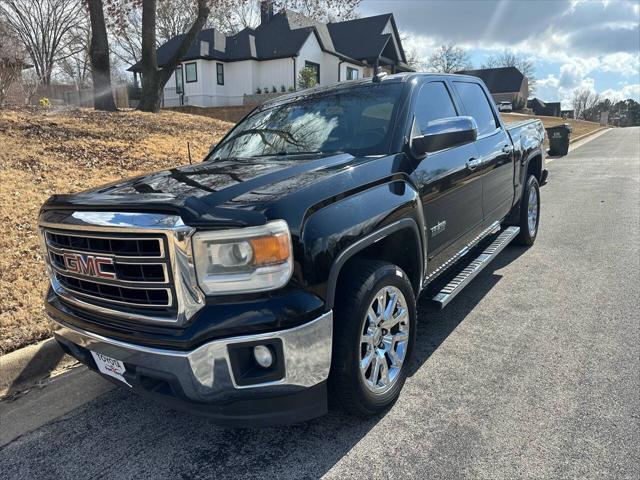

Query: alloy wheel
[527,186,538,236]
[359,286,410,394]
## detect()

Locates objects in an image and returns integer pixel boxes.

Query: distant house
[129,2,411,108]
[457,66,528,108]
[561,110,575,119]
[527,98,561,117]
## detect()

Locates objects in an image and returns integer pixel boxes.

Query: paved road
[1,128,638,479]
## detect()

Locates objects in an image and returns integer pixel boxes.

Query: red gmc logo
[63,253,116,279]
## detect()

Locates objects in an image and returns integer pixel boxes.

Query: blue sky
[360,0,640,108]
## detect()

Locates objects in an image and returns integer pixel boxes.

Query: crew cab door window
[414,82,457,134]
[452,81,498,136]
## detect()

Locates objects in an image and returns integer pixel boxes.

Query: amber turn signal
[250,233,291,265]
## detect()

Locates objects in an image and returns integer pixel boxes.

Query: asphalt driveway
[0,127,638,479]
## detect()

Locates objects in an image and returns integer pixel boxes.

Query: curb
[0,338,71,397]
[569,126,608,144]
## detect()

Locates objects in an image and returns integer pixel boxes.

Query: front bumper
[50,311,332,426]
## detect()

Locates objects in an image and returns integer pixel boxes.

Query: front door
[410,81,484,274]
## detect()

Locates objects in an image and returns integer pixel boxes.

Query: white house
[129,2,411,108]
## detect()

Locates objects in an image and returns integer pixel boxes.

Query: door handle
[466,158,482,170]
[502,145,514,154]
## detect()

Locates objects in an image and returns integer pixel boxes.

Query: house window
[346,67,359,81]
[175,65,183,94]
[216,63,224,85]
[185,62,197,83]
[305,61,320,85]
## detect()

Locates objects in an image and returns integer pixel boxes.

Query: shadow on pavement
[0,247,527,479]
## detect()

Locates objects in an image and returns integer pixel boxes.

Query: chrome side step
[432,226,520,309]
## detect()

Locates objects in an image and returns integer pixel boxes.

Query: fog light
[253,345,273,368]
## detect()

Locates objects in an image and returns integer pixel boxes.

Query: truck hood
[42,153,365,228]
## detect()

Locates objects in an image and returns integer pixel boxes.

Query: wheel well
[527,154,542,182]
[338,228,422,295]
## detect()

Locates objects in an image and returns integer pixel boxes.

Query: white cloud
[600,83,640,101]
[599,53,640,77]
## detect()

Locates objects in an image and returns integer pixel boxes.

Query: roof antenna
[187,141,192,164]
[372,66,387,83]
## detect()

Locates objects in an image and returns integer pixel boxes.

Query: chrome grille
[43,229,175,313]
[39,211,205,326]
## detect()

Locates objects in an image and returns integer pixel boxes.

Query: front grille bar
[39,211,205,325]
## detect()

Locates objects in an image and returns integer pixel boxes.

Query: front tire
[330,260,416,416]
[514,175,540,246]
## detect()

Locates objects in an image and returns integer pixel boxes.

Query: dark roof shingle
[128,10,407,72]
[456,66,526,94]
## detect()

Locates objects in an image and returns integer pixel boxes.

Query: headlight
[192,220,293,294]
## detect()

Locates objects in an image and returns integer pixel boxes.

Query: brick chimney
[260,1,274,25]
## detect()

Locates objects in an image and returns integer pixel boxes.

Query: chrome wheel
[359,286,410,394]
[527,186,538,236]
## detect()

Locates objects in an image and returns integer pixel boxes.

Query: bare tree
[21,67,40,104]
[427,44,472,73]
[399,32,424,72]
[0,19,25,106]
[482,51,536,97]
[0,0,86,84]
[273,0,359,22]
[58,20,92,88]
[110,7,143,67]
[138,0,211,112]
[571,88,601,121]
[87,0,117,110]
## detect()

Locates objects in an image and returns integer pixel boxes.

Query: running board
[432,226,520,309]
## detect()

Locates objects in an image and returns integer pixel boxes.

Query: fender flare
[324,217,424,310]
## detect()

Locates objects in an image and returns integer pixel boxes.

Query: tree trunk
[138,0,161,112]
[138,0,210,113]
[87,0,117,111]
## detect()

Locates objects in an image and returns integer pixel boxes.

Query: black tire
[329,260,417,416]
[514,175,540,246]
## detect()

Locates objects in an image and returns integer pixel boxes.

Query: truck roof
[259,72,483,110]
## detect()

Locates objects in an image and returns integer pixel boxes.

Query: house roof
[128,10,411,72]
[456,66,526,94]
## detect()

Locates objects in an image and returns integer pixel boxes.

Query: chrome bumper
[49,312,332,403]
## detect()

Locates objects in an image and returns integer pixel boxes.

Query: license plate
[90,351,131,387]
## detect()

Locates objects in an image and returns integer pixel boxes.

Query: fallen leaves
[0,107,233,355]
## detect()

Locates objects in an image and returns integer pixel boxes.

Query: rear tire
[330,260,416,416]
[514,175,540,246]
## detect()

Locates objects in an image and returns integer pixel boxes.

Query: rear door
[410,80,484,272]
[452,80,515,225]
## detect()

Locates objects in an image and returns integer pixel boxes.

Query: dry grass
[501,113,603,148]
[0,107,233,355]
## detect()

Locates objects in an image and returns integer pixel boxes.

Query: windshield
[210,83,404,159]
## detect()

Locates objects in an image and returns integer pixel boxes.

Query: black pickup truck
[39,73,546,426]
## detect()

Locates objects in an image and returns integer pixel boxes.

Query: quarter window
[216,63,224,85]
[185,62,197,83]
[453,81,498,136]
[346,67,359,81]
[414,82,457,134]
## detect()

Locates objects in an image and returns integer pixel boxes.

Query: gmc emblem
[63,253,116,279]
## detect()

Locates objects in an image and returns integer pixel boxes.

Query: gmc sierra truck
[39,72,546,426]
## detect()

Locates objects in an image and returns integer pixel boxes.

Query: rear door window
[453,81,498,136]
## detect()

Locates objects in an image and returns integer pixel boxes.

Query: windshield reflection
[210,84,404,159]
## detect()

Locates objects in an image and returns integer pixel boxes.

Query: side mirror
[411,116,478,157]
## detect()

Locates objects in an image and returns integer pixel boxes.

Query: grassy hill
[0,108,233,354]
